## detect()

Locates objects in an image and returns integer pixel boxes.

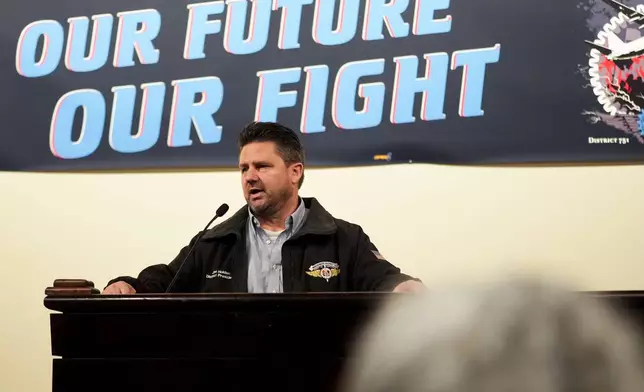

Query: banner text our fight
[15,0,501,160]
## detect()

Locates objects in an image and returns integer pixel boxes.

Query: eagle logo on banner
[584,0,644,143]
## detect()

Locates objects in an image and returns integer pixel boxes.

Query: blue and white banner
[1,0,644,171]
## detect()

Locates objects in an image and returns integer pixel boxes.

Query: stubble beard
[249,186,292,219]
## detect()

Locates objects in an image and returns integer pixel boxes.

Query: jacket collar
[201,197,336,240]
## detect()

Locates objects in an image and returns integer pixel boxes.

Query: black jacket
[108,198,417,293]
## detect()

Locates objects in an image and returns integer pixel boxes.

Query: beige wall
[1,163,643,391]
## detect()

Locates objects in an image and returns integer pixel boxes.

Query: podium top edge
[43,292,397,313]
[42,291,644,313]
[45,292,393,300]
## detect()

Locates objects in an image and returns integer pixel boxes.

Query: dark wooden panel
[589,291,644,327]
[50,309,371,358]
[47,292,644,359]
[53,358,346,392]
[44,291,644,392]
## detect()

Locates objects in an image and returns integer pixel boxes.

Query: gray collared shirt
[246,199,308,293]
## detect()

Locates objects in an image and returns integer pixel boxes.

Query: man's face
[239,141,300,216]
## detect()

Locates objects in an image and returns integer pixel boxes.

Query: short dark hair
[238,121,305,188]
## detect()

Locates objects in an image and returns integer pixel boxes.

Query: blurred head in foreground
[341,278,644,392]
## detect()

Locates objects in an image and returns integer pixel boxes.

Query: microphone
[165,203,230,293]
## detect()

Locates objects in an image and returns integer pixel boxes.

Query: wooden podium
[44,280,644,392]
[44,280,392,392]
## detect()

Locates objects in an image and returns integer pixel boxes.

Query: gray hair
[341,278,644,392]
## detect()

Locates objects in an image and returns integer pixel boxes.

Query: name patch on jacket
[206,270,232,280]
[306,261,340,282]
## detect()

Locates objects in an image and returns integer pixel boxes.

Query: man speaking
[103,122,423,294]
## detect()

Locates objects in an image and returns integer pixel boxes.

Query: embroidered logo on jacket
[206,270,232,280]
[306,261,340,282]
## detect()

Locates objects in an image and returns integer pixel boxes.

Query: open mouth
[249,189,264,196]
